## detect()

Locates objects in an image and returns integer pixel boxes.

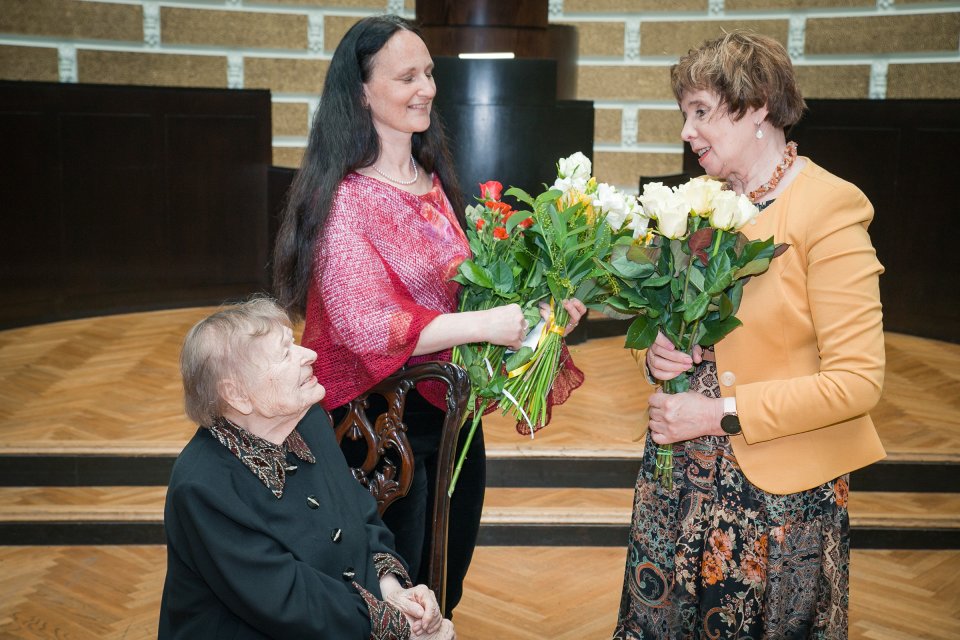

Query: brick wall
[2,0,958,190]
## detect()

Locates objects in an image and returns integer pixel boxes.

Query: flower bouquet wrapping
[605,177,788,489]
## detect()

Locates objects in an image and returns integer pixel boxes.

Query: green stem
[448,399,485,497]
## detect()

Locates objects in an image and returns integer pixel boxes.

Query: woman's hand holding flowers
[645,331,704,381]
[647,387,725,444]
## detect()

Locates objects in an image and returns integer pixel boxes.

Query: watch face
[721,414,741,435]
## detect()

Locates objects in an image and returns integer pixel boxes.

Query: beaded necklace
[373,154,418,185]
[747,141,798,203]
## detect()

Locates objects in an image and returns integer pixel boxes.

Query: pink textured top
[303,172,470,410]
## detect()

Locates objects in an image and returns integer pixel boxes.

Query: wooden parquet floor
[1,308,959,461]
[0,545,957,639]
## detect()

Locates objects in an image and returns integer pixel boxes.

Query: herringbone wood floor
[2,309,959,638]
[0,546,956,639]
[2,309,959,460]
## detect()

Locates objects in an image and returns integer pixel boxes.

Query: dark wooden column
[417,0,578,99]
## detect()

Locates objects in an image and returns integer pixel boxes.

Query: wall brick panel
[558,21,624,58]
[161,8,308,50]
[641,20,789,57]
[806,14,960,55]
[794,65,870,99]
[728,0,872,9]
[272,102,310,137]
[257,0,383,6]
[0,0,142,42]
[638,109,682,144]
[888,62,960,99]
[577,66,673,101]
[0,45,58,82]
[595,151,682,190]
[595,108,622,144]
[245,58,329,94]
[564,0,706,12]
[325,15,363,54]
[77,50,226,88]
[274,146,306,168]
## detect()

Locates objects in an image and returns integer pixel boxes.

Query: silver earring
[755,124,764,139]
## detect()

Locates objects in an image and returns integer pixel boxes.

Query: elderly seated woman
[158,298,455,640]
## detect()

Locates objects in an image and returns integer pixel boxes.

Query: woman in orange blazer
[614,32,885,640]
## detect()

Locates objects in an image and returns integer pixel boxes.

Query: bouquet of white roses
[605,177,787,489]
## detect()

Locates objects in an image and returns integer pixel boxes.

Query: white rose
[625,201,651,239]
[708,190,739,230]
[557,152,592,192]
[639,182,689,239]
[676,177,723,217]
[654,194,690,239]
[730,193,760,229]
[592,182,629,230]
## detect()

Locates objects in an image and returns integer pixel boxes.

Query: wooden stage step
[1,544,957,640]
[2,486,957,549]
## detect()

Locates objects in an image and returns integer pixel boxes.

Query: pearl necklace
[747,141,798,203]
[373,154,418,185]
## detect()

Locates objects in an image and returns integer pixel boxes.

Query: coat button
[720,371,736,387]
[284,463,298,476]
[306,495,320,509]
[331,528,342,544]
[342,567,355,581]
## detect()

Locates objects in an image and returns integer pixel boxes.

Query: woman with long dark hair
[273,15,584,614]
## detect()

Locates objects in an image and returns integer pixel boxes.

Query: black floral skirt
[613,362,850,640]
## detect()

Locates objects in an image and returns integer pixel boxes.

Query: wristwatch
[720,396,742,435]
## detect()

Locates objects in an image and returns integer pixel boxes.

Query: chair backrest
[331,361,470,615]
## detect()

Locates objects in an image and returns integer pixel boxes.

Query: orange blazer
[714,159,886,494]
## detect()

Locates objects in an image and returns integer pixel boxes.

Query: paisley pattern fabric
[614,361,850,640]
[353,581,411,640]
[374,552,412,588]
[207,417,316,499]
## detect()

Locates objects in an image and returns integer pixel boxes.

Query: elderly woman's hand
[413,618,455,640]
[379,575,442,635]
[647,388,725,444]
[645,331,704,381]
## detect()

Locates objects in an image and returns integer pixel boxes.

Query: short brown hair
[180,297,290,426]
[670,31,806,129]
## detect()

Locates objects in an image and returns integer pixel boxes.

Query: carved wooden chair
[330,361,469,615]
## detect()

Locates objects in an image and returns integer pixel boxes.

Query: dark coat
[158,405,399,639]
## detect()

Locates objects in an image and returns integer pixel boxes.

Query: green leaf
[505,347,535,372]
[698,316,743,345]
[504,186,535,208]
[641,274,672,289]
[702,251,730,293]
[625,315,659,350]
[459,260,495,289]
[682,292,710,323]
[733,258,773,280]
[719,291,734,320]
[687,265,706,293]
[490,261,514,294]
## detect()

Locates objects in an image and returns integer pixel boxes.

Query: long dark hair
[272,14,465,318]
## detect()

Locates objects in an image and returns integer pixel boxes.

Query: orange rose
[476,218,486,230]
[519,217,534,229]
[493,227,509,240]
